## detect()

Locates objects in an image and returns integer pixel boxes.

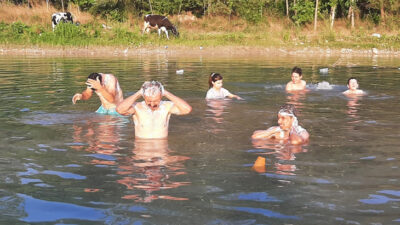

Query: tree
[314,0,319,31]
[329,0,338,29]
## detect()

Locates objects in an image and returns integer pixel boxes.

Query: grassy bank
[1,3,400,51]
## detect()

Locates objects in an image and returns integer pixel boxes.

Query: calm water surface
[0,55,399,224]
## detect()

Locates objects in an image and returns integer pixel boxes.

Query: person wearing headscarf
[252,104,309,145]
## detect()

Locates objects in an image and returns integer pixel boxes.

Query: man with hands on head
[116,81,192,139]
[72,73,124,115]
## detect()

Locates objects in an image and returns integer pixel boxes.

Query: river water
[0,55,399,224]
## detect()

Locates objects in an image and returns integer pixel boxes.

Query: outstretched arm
[72,87,93,104]
[252,126,283,139]
[164,90,192,115]
[227,93,243,100]
[116,90,142,116]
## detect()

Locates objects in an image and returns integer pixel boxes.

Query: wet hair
[142,81,164,97]
[209,72,223,88]
[291,67,302,76]
[87,73,102,90]
[279,104,298,117]
[347,77,358,85]
[88,73,102,83]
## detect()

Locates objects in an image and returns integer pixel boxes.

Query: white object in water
[372,48,379,55]
[176,69,184,74]
[316,81,333,90]
[165,45,168,49]
[319,68,329,74]
[200,46,203,50]
[372,33,381,38]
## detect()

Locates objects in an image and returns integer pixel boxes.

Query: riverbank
[1,45,400,58]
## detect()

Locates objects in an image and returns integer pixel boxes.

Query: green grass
[1,20,400,50]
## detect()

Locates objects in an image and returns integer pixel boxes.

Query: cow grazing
[52,12,73,31]
[143,14,179,40]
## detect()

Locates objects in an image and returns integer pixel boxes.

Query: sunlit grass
[0,3,399,50]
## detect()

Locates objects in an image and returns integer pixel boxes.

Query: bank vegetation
[0,0,399,50]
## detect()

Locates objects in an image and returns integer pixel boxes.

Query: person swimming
[252,104,309,145]
[116,81,192,139]
[286,67,307,92]
[206,73,242,100]
[72,73,124,115]
[343,77,365,96]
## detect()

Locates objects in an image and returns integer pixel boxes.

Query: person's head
[277,104,298,131]
[142,81,164,111]
[209,73,223,88]
[347,77,359,90]
[87,73,102,90]
[291,67,303,84]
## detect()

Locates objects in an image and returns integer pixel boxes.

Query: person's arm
[290,130,309,145]
[252,126,282,139]
[72,87,93,104]
[227,93,243,100]
[164,90,192,115]
[301,80,307,90]
[116,90,142,116]
[86,77,116,104]
[285,82,292,91]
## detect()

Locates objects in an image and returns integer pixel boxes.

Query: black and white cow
[51,12,73,31]
[143,14,179,40]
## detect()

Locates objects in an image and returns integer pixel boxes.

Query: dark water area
[0,55,399,224]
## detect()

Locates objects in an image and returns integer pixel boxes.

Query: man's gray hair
[142,81,164,97]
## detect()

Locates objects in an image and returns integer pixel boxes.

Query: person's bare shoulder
[286,81,293,90]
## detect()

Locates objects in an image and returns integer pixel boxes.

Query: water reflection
[286,91,306,112]
[205,99,230,133]
[251,139,307,176]
[345,95,362,123]
[117,139,191,203]
[72,115,123,166]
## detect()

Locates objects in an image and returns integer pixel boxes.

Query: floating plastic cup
[176,69,184,74]
[319,68,329,74]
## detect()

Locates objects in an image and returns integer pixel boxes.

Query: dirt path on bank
[1,45,400,59]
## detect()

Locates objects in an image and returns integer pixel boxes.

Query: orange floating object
[252,156,266,173]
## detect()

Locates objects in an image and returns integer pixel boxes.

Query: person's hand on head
[85,77,102,91]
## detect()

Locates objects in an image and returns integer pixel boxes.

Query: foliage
[292,0,315,25]
[89,0,127,22]
[232,0,266,23]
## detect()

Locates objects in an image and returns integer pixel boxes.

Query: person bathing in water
[252,104,309,145]
[206,73,242,100]
[286,66,307,92]
[116,81,192,139]
[72,73,124,115]
[343,77,365,96]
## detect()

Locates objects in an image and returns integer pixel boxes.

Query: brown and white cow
[143,14,179,40]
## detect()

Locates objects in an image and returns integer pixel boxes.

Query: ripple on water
[17,194,107,223]
[213,204,300,220]
[218,192,281,202]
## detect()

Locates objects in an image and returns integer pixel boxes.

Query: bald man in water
[116,81,192,139]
